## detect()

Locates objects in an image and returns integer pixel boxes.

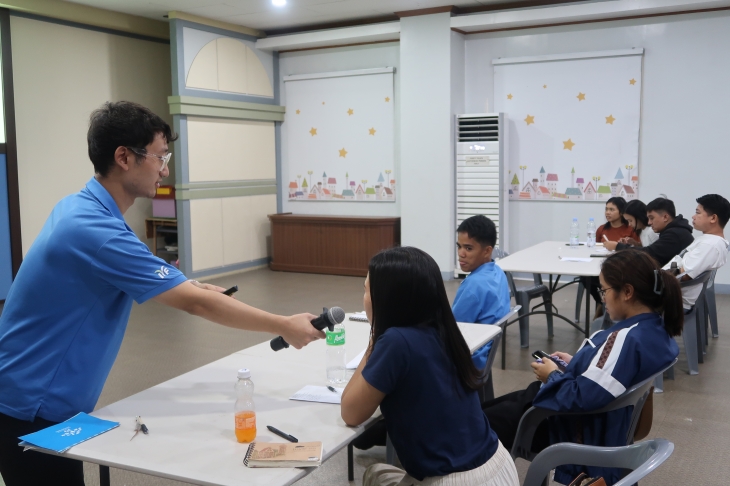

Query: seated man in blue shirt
[0,101,325,486]
[452,215,511,370]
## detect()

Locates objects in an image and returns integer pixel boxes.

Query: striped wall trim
[168,95,285,122]
[175,179,277,200]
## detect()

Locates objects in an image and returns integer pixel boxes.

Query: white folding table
[51,316,500,486]
[495,241,606,338]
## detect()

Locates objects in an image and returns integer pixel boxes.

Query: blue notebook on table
[19,412,119,454]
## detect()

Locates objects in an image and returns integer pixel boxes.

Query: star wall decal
[629,78,637,85]
[385,97,390,102]
[577,92,586,101]
[369,127,376,135]
[309,128,317,136]
[507,94,513,100]
[339,148,348,158]
[322,101,325,105]
[543,85,547,88]
[347,108,354,116]
[605,115,616,125]
[296,109,300,114]
[563,139,576,150]
[524,114,535,125]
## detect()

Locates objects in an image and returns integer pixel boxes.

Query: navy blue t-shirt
[362,325,499,480]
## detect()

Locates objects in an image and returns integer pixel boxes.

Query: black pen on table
[327,385,340,393]
[267,425,298,443]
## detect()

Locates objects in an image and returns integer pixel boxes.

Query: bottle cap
[589,217,594,221]
[237,368,251,379]
[573,217,578,221]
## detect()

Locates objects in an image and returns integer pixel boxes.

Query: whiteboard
[494,50,642,203]
[284,68,395,203]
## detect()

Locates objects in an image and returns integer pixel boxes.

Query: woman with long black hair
[482,249,682,485]
[341,247,518,486]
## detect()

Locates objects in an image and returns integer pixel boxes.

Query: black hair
[696,194,730,229]
[603,196,628,229]
[456,215,497,248]
[367,247,482,392]
[646,197,677,219]
[88,101,178,177]
[601,249,683,337]
[624,199,649,236]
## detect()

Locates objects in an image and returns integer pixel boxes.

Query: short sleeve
[362,329,410,395]
[91,232,188,304]
[682,242,719,278]
[451,285,480,323]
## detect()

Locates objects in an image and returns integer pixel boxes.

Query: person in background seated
[606,197,693,267]
[584,197,638,319]
[481,249,682,486]
[663,194,730,311]
[611,199,658,248]
[452,215,511,370]
[595,197,638,243]
[342,247,519,486]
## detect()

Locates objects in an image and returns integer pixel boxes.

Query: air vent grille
[458,115,499,142]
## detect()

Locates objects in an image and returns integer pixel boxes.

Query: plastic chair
[523,439,674,486]
[499,265,554,369]
[705,269,719,339]
[511,359,677,467]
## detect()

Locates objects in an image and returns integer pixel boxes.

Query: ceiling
[64,0,580,34]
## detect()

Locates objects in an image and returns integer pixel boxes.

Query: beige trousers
[363,441,519,486]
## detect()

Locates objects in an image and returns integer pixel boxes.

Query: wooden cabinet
[268,214,400,277]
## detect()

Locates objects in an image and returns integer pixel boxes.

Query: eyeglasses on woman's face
[127,147,172,172]
[598,287,615,300]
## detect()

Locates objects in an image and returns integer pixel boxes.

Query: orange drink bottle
[234,368,256,443]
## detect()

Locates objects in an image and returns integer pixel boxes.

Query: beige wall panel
[248,194,277,261]
[187,117,276,182]
[221,196,249,265]
[11,16,172,255]
[190,198,224,271]
[245,46,274,97]
[186,40,218,90]
[216,38,247,94]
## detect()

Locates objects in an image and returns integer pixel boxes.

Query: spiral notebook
[348,311,369,322]
[243,441,323,468]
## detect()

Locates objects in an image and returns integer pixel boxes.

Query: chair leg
[696,304,706,363]
[543,293,554,338]
[654,372,664,393]
[501,329,506,371]
[683,312,700,375]
[386,434,396,465]
[347,442,354,481]
[707,290,719,338]
[575,281,585,323]
[516,293,530,348]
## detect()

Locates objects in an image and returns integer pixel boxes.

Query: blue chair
[523,439,674,486]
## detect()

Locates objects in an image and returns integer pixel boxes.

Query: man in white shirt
[664,194,730,310]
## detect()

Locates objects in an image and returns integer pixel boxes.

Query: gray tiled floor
[3,268,728,485]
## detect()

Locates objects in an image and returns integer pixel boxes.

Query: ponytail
[658,269,684,337]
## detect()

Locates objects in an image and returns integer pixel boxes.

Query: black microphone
[270,307,346,351]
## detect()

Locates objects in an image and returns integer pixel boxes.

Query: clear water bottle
[326,323,347,386]
[234,368,256,443]
[586,218,596,248]
[570,218,580,248]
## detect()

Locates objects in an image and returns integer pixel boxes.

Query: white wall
[279,42,400,217]
[11,16,173,254]
[464,11,730,285]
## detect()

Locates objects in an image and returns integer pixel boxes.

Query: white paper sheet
[346,349,366,369]
[559,257,593,262]
[290,385,342,404]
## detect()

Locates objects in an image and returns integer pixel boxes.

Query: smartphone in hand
[532,350,568,371]
[222,285,238,296]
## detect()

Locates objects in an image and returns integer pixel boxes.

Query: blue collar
[611,312,662,330]
[85,177,124,222]
[468,260,495,276]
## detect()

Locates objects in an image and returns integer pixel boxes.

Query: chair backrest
[492,247,509,260]
[679,270,713,289]
[707,269,717,289]
[511,358,677,462]
[523,439,674,486]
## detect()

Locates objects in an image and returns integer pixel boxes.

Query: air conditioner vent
[457,115,499,142]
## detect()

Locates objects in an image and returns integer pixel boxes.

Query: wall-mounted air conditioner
[455,113,509,278]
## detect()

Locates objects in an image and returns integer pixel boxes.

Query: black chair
[512,359,676,485]
[493,248,554,370]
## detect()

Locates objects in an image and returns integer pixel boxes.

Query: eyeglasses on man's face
[127,147,172,172]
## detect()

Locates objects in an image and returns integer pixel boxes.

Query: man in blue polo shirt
[0,101,324,486]
[452,215,511,370]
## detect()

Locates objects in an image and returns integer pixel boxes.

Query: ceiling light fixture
[272,0,286,6]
